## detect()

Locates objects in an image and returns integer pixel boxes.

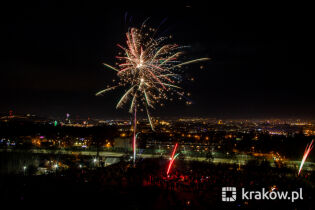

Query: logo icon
[222,187,236,202]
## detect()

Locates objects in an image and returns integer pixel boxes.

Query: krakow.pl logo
[221,187,303,202]
[222,187,237,202]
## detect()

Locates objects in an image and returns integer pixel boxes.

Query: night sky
[0,3,313,119]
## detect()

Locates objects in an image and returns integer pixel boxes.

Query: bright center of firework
[137,61,143,68]
[96,24,210,126]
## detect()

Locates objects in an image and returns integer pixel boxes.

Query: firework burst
[96,21,210,129]
[96,20,209,165]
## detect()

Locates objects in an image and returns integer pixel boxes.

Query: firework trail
[167,143,178,175]
[96,21,209,164]
[298,140,314,176]
[133,104,137,165]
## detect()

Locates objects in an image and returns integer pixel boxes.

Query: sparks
[298,140,314,176]
[96,22,209,130]
[167,143,178,175]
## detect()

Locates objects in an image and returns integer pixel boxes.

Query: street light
[54,163,58,174]
[93,158,98,168]
[23,166,27,175]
